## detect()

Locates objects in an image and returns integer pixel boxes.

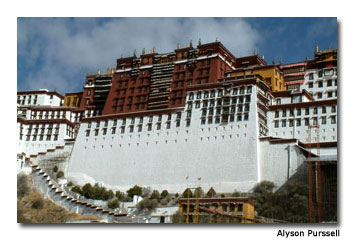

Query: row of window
[26,128,59,135]
[18,95,38,100]
[189,97,251,110]
[85,113,250,138]
[119,70,150,80]
[274,105,336,118]
[85,115,251,137]
[112,102,146,112]
[30,113,68,120]
[182,203,243,213]
[18,99,38,105]
[22,134,59,141]
[188,86,252,100]
[307,79,337,88]
[115,84,149,93]
[307,68,337,80]
[197,104,250,117]
[113,95,148,105]
[175,68,210,79]
[274,116,337,128]
[314,91,337,99]
[171,98,183,106]
[201,113,249,125]
[86,120,183,137]
[88,114,180,129]
[26,123,60,129]
[176,59,211,71]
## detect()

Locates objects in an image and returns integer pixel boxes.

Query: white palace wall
[259,140,306,188]
[17,122,73,155]
[67,86,261,193]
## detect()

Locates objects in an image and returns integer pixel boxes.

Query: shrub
[220,193,225,198]
[31,198,44,209]
[107,199,120,209]
[82,183,93,198]
[56,171,64,178]
[137,198,158,211]
[53,166,58,172]
[161,190,169,199]
[250,180,310,222]
[71,186,82,195]
[206,187,216,198]
[182,188,193,198]
[91,183,108,200]
[67,181,73,187]
[127,185,143,198]
[252,181,275,194]
[150,190,160,200]
[17,174,29,199]
[175,193,179,198]
[142,187,152,197]
[115,191,125,201]
[104,189,114,201]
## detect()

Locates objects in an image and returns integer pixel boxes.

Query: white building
[267,90,337,143]
[300,67,337,101]
[17,89,64,107]
[16,90,81,172]
[17,46,337,195]
[66,77,310,192]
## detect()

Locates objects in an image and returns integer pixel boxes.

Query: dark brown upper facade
[102,41,236,115]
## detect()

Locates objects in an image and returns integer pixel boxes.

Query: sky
[17,17,337,94]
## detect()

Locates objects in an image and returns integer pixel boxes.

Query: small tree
[82,183,93,199]
[91,183,108,200]
[150,190,160,200]
[56,171,64,178]
[115,190,125,201]
[182,188,193,198]
[104,189,114,200]
[137,198,158,211]
[53,166,58,172]
[206,187,216,198]
[127,185,143,198]
[142,187,152,198]
[252,181,275,194]
[71,186,82,195]
[175,193,179,198]
[107,199,120,209]
[31,198,44,209]
[220,193,225,198]
[161,190,169,199]
[17,174,29,199]
[67,181,73,187]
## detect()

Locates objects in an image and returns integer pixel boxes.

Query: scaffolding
[184,186,200,223]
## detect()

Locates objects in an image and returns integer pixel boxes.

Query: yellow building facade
[230,65,285,92]
[63,92,83,107]
[177,197,255,223]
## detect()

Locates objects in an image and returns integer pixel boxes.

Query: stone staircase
[26,159,132,223]
[29,140,74,164]
[18,141,138,223]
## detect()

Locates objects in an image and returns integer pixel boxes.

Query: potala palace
[17,40,337,194]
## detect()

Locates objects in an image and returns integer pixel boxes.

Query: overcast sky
[17,17,337,94]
